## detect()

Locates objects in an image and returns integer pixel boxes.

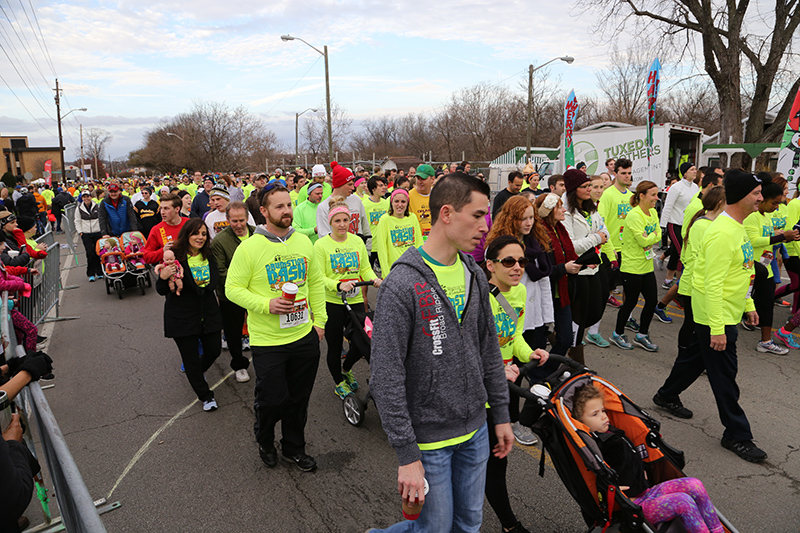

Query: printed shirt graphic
[363,196,389,233]
[620,206,661,275]
[313,233,377,304]
[187,255,210,287]
[489,284,533,364]
[409,189,432,239]
[205,209,255,240]
[421,254,466,323]
[744,210,776,278]
[375,214,423,275]
[598,186,632,252]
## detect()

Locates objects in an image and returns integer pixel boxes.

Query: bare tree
[301,102,352,160]
[579,0,800,166]
[84,128,113,163]
[593,45,652,125]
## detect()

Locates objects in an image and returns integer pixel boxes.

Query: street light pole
[53,78,87,184]
[525,56,575,164]
[282,35,334,163]
[295,108,318,165]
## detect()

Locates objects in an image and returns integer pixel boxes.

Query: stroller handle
[518,354,583,378]
[339,280,374,302]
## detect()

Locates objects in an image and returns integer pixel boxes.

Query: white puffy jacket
[562,195,609,276]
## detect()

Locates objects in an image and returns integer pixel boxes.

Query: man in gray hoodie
[369,173,513,532]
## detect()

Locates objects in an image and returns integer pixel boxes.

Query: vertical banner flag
[43,159,52,185]
[646,58,661,181]
[777,86,800,189]
[564,90,579,168]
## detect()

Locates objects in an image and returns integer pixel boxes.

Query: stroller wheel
[343,393,366,427]
[138,276,146,295]
[105,277,111,295]
[115,279,124,299]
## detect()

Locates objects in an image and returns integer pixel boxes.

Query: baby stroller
[512,355,739,533]
[96,232,152,299]
[340,280,375,427]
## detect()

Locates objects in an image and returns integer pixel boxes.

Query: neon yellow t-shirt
[313,233,377,305]
[744,210,776,279]
[692,213,756,335]
[363,196,389,243]
[417,249,475,450]
[682,193,702,238]
[374,214,422,275]
[786,198,800,257]
[489,283,532,365]
[187,254,210,287]
[677,217,712,297]
[620,205,661,275]
[597,185,632,252]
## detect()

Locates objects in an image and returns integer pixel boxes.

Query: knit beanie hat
[562,169,590,194]
[17,216,36,232]
[679,162,695,177]
[724,169,762,204]
[331,162,354,188]
[311,164,327,178]
[210,185,230,200]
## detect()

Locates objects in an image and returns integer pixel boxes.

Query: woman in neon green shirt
[612,181,661,352]
[313,197,381,400]
[483,234,548,533]
[374,188,422,275]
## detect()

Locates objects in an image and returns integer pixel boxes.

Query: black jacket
[1,230,31,268]
[594,426,649,498]
[51,191,74,214]
[15,194,37,219]
[156,255,223,338]
[0,437,40,533]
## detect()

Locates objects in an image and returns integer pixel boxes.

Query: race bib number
[759,250,774,266]
[746,273,756,299]
[644,245,654,260]
[280,298,309,329]
[341,278,360,299]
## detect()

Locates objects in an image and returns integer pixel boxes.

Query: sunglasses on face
[493,256,529,268]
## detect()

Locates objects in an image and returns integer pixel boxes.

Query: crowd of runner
[0,157,787,532]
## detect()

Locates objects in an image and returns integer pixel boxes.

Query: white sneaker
[757,341,789,355]
[202,398,218,411]
[221,337,228,350]
[512,421,539,446]
[235,368,250,383]
[242,335,251,351]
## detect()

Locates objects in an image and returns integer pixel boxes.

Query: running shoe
[721,438,767,463]
[202,398,218,412]
[585,333,610,348]
[221,336,228,350]
[625,318,640,332]
[757,340,789,355]
[334,380,352,399]
[655,256,665,271]
[610,332,633,350]
[775,299,791,308]
[740,318,757,332]
[653,307,672,324]
[88,275,95,282]
[180,363,185,373]
[774,327,800,349]
[661,279,675,290]
[634,333,659,352]
[343,369,359,392]
[242,335,250,351]
[652,393,693,419]
[512,422,538,446]
[235,369,251,382]
[607,295,622,308]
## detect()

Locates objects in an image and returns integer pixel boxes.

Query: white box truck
[539,122,704,189]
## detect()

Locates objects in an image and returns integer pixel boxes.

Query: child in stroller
[99,237,125,275]
[122,232,146,270]
[572,383,723,533]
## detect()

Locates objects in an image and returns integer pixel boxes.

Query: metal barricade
[1,293,113,532]
[19,241,78,326]
[61,203,80,266]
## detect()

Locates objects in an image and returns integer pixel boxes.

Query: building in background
[1,133,63,182]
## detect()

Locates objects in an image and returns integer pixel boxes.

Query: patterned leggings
[12,309,38,352]
[633,478,723,533]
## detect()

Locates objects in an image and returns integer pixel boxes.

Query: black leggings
[615,271,657,335]
[486,407,518,529]
[752,262,774,329]
[666,223,683,272]
[173,331,222,402]
[678,295,695,349]
[325,301,365,384]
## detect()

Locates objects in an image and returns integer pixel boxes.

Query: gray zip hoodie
[370,246,510,466]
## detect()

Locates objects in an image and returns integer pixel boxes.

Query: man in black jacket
[491,171,524,218]
[51,188,74,234]
[14,188,37,220]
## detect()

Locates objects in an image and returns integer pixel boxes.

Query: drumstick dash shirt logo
[329,248,360,276]
[265,254,308,290]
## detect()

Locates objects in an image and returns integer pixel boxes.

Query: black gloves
[7,351,53,381]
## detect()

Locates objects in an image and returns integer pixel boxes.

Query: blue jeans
[372,423,490,533]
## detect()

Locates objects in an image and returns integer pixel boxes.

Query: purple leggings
[633,478,723,533]
[12,309,37,352]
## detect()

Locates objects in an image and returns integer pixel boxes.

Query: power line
[0,22,53,108]
[0,39,55,120]
[22,0,56,77]
[263,56,322,116]
[0,71,55,136]
[0,3,50,86]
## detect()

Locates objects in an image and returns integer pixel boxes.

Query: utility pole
[54,79,65,185]
[80,124,85,182]
[324,45,333,163]
[526,65,533,164]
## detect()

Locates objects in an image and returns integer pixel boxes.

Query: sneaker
[343,369,359,392]
[652,392,693,419]
[655,256,665,270]
[512,421,539,446]
[235,368,250,383]
[242,335,251,351]
[221,336,228,350]
[610,332,633,350]
[774,328,800,349]
[721,438,767,463]
[775,299,791,308]
[740,318,757,332]
[180,363,185,373]
[282,452,317,472]
[335,380,352,399]
[757,340,789,355]
[37,335,47,343]
[259,444,278,467]
[607,295,622,308]
[97,273,103,279]
[612,287,622,295]
[202,398,218,412]
[625,318,640,332]
[661,279,675,290]
[653,307,672,323]
[88,275,95,282]
[634,333,659,352]
[585,332,610,348]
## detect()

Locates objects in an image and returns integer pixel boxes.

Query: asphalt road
[24,238,800,532]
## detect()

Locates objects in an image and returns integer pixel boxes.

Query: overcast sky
[1,0,651,160]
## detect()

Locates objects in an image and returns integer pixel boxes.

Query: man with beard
[226,183,327,472]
